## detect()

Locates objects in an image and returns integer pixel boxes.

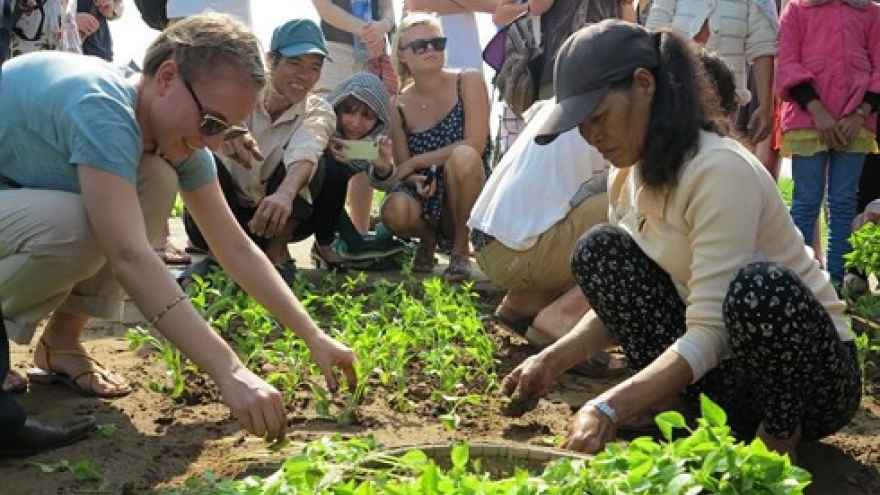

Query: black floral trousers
[571,224,861,441]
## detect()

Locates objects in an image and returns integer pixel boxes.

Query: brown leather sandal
[27,338,131,398]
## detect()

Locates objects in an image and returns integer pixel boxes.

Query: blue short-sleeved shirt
[0,52,215,193]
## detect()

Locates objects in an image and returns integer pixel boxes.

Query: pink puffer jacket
[775,0,880,133]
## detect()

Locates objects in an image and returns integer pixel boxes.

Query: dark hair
[338,96,378,119]
[336,96,379,137]
[697,48,739,122]
[628,30,729,189]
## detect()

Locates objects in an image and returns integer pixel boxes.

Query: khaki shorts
[475,193,608,293]
[0,155,178,344]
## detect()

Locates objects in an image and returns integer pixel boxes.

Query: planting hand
[501,354,557,412]
[852,199,880,230]
[562,403,617,454]
[218,364,287,442]
[307,333,358,393]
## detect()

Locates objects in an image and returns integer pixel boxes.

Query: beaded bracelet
[149,294,188,327]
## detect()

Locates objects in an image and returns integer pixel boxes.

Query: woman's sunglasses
[181,76,249,140]
[404,36,448,55]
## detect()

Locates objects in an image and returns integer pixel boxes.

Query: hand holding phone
[423,164,439,188]
[340,139,379,161]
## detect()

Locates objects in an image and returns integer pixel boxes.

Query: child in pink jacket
[775,0,880,284]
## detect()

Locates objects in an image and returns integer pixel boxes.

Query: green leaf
[656,410,688,441]
[450,443,469,469]
[699,394,727,427]
[70,459,102,482]
[97,423,116,437]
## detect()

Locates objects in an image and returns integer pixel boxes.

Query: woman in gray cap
[502,19,859,462]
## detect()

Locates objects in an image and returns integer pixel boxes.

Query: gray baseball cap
[535,19,659,145]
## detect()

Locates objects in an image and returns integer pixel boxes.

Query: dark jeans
[0,304,26,439]
[313,157,358,246]
[571,224,861,441]
[185,158,333,252]
[1,0,13,64]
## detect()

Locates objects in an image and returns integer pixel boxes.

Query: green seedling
[33,459,103,483]
[96,423,116,437]
[139,268,496,428]
[126,327,192,398]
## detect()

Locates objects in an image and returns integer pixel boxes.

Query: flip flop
[411,241,438,274]
[489,306,536,336]
[569,351,630,379]
[27,339,131,399]
[156,243,192,265]
[442,254,472,283]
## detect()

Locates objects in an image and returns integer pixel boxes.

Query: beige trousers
[475,193,608,293]
[0,155,179,344]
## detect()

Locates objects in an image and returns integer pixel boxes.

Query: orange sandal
[27,338,131,398]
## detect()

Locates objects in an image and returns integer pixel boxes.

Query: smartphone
[340,139,379,160]
[424,164,439,188]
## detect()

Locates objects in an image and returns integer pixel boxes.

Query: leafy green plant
[158,397,811,494]
[845,222,880,279]
[171,195,185,218]
[131,269,496,426]
[582,395,810,494]
[126,327,192,398]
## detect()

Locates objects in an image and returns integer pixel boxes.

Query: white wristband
[586,398,619,425]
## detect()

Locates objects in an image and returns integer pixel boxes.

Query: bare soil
[1,281,878,495]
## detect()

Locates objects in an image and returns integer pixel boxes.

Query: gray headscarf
[325,71,394,183]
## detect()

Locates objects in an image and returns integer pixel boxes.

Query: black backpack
[133,0,168,31]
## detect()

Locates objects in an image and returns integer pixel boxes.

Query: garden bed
[1,271,878,494]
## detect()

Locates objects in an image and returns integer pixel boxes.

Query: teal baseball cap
[270,19,331,60]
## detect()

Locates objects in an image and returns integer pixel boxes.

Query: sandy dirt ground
[0,269,877,495]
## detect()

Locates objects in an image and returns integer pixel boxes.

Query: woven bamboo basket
[314,442,591,486]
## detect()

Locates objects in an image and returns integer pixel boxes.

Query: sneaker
[176,257,220,287]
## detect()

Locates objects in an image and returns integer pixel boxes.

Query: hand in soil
[219,365,286,442]
[500,395,539,417]
[501,355,555,408]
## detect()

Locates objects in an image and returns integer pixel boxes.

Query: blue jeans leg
[790,153,828,254]
[826,152,865,282]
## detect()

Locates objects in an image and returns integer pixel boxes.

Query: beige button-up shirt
[220,94,335,207]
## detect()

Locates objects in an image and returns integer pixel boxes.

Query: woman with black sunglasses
[0,13,357,450]
[383,12,491,282]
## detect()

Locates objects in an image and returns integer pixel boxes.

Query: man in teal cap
[180,18,338,284]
